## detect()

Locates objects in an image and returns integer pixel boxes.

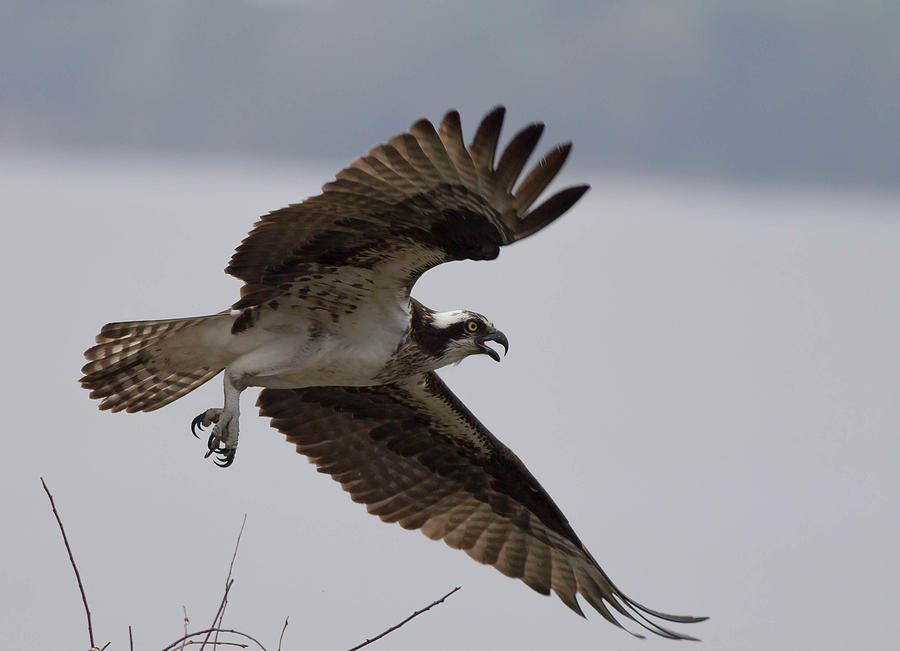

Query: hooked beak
[476,328,509,362]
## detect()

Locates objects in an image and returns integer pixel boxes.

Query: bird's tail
[80,314,230,413]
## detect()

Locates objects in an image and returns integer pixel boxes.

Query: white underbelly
[226,312,403,389]
[257,340,393,388]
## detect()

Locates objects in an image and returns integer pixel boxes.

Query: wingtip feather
[513,184,590,241]
[468,106,507,171]
[494,122,545,195]
[512,141,574,214]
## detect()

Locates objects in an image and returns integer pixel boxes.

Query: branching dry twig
[40,477,96,650]
[42,487,453,651]
[204,579,234,651]
[200,514,247,651]
[346,586,461,651]
[161,628,267,651]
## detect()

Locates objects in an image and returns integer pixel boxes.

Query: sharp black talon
[191,413,206,438]
[207,433,218,451]
[214,451,235,468]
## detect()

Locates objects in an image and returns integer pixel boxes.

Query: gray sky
[2,145,898,650]
[1,0,898,187]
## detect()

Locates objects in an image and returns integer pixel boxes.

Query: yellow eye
[466,320,479,332]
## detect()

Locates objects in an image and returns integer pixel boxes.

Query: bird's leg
[190,370,243,467]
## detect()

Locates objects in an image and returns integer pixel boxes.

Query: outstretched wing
[227,107,588,313]
[257,373,706,640]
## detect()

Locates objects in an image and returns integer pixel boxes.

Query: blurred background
[3,0,898,187]
[2,2,898,651]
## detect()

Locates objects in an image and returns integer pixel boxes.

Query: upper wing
[227,107,588,312]
[257,373,706,640]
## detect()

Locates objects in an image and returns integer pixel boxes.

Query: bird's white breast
[227,302,410,390]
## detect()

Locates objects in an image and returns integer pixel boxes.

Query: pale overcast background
[2,1,899,650]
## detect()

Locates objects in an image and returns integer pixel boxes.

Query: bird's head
[416,308,510,369]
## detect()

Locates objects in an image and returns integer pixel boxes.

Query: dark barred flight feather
[226,107,589,312]
[258,373,708,640]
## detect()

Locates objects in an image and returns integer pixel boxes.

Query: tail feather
[126,368,220,413]
[81,315,227,413]
[95,316,209,342]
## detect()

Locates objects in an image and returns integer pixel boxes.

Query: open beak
[476,328,509,362]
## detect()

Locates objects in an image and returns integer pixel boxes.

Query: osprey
[81,107,706,639]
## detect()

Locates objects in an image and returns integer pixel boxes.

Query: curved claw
[190,413,206,438]
[214,450,236,468]
[202,433,236,467]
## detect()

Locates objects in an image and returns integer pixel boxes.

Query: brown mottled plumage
[258,373,706,639]
[80,107,705,639]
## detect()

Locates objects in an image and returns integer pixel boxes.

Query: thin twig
[161,628,267,651]
[200,580,233,651]
[40,477,96,650]
[173,641,247,648]
[226,514,247,583]
[277,617,289,651]
[181,605,190,650]
[100,643,111,651]
[129,625,134,651]
[200,514,247,651]
[346,586,461,651]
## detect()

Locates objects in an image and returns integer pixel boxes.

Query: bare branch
[346,586,461,651]
[180,605,190,650]
[199,580,233,651]
[40,477,96,650]
[162,629,267,651]
[226,515,247,583]
[200,514,247,651]
[129,625,134,651]
[277,617,289,651]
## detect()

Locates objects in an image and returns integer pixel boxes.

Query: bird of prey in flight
[81,107,706,639]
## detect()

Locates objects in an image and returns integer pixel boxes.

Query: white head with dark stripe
[411,301,509,369]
